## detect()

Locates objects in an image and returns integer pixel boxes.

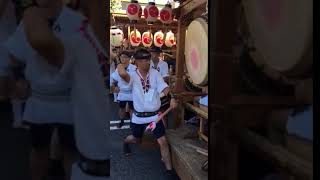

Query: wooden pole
[210,0,238,179]
[173,20,186,94]
[172,13,187,128]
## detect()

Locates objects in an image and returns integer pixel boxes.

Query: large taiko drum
[237,0,313,96]
[241,0,313,78]
[184,17,208,87]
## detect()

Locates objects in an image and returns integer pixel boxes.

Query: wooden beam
[286,135,313,162]
[166,127,208,180]
[185,143,208,156]
[179,0,207,18]
[172,16,187,128]
[196,148,208,156]
[112,15,178,28]
[199,133,208,142]
[239,130,313,180]
[111,22,178,31]
[173,20,186,93]
[184,103,208,119]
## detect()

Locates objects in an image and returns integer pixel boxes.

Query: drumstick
[145,107,173,132]
[155,106,173,124]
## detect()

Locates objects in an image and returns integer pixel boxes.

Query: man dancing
[117,48,179,179]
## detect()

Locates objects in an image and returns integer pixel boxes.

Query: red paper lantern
[144,2,159,25]
[142,31,153,47]
[126,0,142,22]
[165,30,175,47]
[160,3,173,24]
[154,30,164,47]
[130,29,141,47]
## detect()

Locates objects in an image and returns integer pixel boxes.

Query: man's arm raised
[23,7,65,67]
[117,64,130,83]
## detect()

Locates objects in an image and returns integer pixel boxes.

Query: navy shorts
[131,121,165,139]
[119,101,134,109]
[26,122,77,152]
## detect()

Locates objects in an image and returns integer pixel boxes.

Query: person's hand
[114,87,120,93]
[117,63,125,71]
[145,121,157,132]
[170,98,178,109]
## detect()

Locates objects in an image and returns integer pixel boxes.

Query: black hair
[133,48,151,60]
[66,0,80,10]
[119,51,132,58]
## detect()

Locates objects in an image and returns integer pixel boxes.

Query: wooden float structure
[166,0,209,179]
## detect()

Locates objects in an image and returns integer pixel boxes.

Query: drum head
[185,17,208,86]
[242,0,313,76]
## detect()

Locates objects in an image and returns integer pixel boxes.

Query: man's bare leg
[157,136,172,170]
[123,135,141,155]
[118,107,126,128]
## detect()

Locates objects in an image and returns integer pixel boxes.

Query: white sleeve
[0,46,11,77]
[59,39,77,76]
[128,71,134,87]
[2,23,31,63]
[109,76,114,86]
[160,61,169,77]
[111,70,119,82]
[156,71,169,93]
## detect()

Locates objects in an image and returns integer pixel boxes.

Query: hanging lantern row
[110,27,176,48]
[129,29,176,48]
[126,0,174,25]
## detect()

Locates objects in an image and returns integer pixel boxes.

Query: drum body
[184,17,208,87]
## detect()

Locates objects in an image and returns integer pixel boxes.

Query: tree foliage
[110,0,122,13]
